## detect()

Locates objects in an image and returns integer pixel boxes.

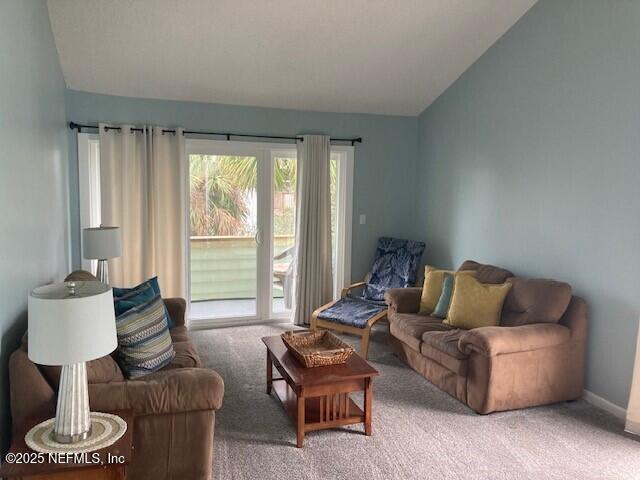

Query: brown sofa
[385,260,587,414]
[9,286,224,480]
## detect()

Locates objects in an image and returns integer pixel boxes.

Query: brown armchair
[9,290,224,480]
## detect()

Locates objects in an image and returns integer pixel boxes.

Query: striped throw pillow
[115,294,175,379]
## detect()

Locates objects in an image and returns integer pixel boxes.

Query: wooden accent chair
[311,237,425,359]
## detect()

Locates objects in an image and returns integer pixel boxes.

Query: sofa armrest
[458,324,571,357]
[9,349,56,430]
[164,297,186,327]
[88,367,224,416]
[384,288,422,314]
[560,296,588,341]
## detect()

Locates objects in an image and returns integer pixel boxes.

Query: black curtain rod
[69,122,362,146]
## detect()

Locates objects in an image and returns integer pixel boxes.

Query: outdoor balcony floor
[190,298,288,319]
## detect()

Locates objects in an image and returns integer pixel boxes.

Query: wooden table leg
[296,388,305,448]
[364,377,372,436]
[266,350,273,394]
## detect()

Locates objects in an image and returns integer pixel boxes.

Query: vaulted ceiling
[47,0,536,116]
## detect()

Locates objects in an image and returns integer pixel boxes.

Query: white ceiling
[47,0,536,116]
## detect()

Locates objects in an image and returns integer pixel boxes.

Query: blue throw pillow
[115,294,175,379]
[113,276,161,298]
[114,284,156,316]
[112,277,174,328]
[432,272,455,319]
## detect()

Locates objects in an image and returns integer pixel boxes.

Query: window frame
[77,132,101,272]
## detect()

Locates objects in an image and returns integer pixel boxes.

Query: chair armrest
[164,297,186,327]
[274,245,295,260]
[341,281,366,298]
[458,324,572,357]
[384,288,422,314]
[88,367,224,416]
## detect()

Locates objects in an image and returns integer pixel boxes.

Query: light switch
[359,214,366,225]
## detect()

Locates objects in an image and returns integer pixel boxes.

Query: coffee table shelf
[272,380,365,432]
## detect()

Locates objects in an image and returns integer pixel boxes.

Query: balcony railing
[190,235,294,302]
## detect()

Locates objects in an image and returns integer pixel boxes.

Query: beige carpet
[191,323,640,480]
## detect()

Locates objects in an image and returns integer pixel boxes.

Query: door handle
[255,230,262,245]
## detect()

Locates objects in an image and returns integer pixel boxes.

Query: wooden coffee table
[262,334,379,447]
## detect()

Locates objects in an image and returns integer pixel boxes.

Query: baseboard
[583,390,627,420]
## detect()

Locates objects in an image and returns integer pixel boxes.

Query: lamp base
[25,412,127,454]
[54,426,92,444]
[54,362,91,444]
[95,259,109,284]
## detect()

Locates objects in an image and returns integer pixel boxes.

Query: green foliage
[189,154,337,237]
[190,155,254,236]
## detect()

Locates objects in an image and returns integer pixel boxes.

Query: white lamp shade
[83,226,122,260]
[28,281,117,365]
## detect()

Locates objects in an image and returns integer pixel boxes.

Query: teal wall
[417,0,640,409]
[65,90,419,282]
[0,0,69,451]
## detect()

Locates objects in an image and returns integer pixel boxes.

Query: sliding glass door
[186,139,353,326]
[77,134,353,327]
[188,151,260,319]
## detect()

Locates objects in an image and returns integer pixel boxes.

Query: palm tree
[189,153,337,236]
[190,155,252,236]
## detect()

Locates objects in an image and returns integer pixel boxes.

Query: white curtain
[99,124,187,298]
[625,322,640,435]
[293,135,333,326]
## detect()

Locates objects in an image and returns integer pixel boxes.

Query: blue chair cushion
[364,237,426,301]
[317,296,387,329]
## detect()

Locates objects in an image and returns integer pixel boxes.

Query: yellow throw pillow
[445,275,512,329]
[419,266,475,314]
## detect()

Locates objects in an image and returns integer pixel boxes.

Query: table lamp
[82,226,121,283]
[28,281,117,443]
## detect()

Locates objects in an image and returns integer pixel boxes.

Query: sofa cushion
[421,330,468,375]
[389,313,452,352]
[501,278,572,326]
[39,355,124,389]
[458,260,514,284]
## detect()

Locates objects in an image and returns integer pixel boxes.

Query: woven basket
[281,330,354,368]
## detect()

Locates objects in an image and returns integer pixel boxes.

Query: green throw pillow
[432,272,454,319]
